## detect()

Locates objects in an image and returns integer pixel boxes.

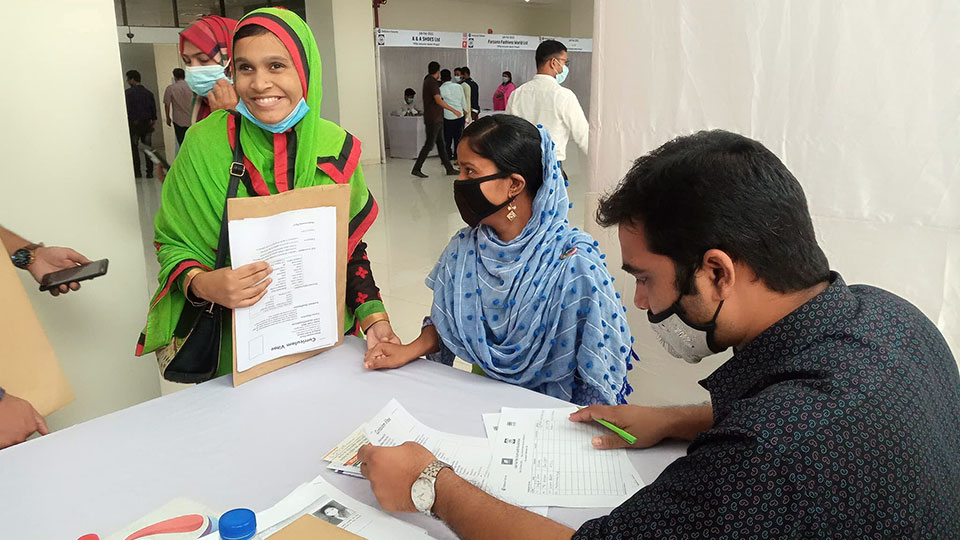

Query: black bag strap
[213,112,245,271]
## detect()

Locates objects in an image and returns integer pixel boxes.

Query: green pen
[579,407,638,445]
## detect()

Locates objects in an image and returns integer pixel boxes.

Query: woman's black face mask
[453,172,516,227]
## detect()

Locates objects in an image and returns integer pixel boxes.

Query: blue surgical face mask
[556,64,569,85]
[184,64,230,96]
[235,97,310,134]
[405,97,415,105]
[454,76,462,83]
[502,76,510,85]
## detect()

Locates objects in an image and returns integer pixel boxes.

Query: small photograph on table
[313,500,353,526]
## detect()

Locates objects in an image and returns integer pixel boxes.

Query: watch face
[411,477,435,513]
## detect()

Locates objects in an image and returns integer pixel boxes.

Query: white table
[0,337,687,540]
[386,115,436,159]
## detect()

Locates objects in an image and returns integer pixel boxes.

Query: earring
[506,202,518,221]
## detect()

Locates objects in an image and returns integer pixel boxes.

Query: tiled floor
[136,150,719,406]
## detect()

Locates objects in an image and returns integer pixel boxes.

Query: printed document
[363,399,492,489]
[487,407,645,507]
[228,207,338,372]
[257,474,431,539]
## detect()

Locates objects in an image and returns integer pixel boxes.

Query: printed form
[228,207,338,372]
[363,399,492,490]
[487,407,645,507]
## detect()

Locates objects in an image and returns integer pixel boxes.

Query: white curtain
[588,0,960,405]
[464,49,592,114]
[378,45,592,142]
[378,47,468,147]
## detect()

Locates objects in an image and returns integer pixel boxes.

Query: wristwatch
[10,243,41,269]
[411,459,452,516]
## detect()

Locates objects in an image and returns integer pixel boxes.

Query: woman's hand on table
[364,320,400,350]
[190,262,272,309]
[364,341,419,370]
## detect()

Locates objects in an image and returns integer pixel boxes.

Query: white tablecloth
[386,115,435,159]
[0,337,687,539]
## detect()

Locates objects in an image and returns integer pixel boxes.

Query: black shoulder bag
[159,114,247,383]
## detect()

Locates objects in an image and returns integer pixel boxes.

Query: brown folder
[0,255,74,416]
[228,184,349,387]
[270,514,364,539]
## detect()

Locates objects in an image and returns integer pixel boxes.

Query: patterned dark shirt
[575,273,960,539]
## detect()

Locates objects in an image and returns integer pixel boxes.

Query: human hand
[455,110,463,118]
[358,441,437,513]
[0,393,49,449]
[365,320,400,351]
[569,404,676,449]
[190,261,272,309]
[166,117,172,127]
[363,341,420,370]
[207,78,239,111]
[28,246,92,296]
[156,163,167,182]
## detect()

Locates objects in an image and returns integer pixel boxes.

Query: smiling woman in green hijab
[136,8,397,376]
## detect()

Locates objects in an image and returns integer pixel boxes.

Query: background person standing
[162,68,193,148]
[461,66,480,120]
[506,40,588,164]
[411,61,461,178]
[124,69,157,178]
[439,69,468,160]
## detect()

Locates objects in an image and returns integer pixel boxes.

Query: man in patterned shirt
[358,130,960,539]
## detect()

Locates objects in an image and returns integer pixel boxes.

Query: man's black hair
[126,69,142,82]
[428,61,440,75]
[596,129,830,295]
[535,40,566,68]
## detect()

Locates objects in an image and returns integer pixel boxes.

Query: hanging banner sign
[540,36,593,52]
[376,28,466,49]
[467,33,539,50]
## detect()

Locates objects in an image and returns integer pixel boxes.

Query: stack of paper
[257,474,432,539]
[484,407,644,508]
[326,399,644,512]
[322,427,367,478]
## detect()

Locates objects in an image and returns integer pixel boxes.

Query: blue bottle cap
[219,508,257,540]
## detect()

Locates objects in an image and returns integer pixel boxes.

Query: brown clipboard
[0,255,74,416]
[270,514,364,539]
[228,184,349,387]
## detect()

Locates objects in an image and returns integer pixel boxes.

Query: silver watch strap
[420,459,452,481]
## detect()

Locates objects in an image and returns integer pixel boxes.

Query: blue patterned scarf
[426,126,635,405]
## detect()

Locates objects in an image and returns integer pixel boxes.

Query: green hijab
[137,8,381,367]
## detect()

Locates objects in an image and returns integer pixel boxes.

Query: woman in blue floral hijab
[365,115,636,405]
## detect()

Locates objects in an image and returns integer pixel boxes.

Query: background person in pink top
[493,71,515,111]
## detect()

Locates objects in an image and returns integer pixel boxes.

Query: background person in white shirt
[456,67,472,123]
[439,69,469,160]
[506,39,588,165]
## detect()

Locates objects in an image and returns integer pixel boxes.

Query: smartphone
[39,259,109,292]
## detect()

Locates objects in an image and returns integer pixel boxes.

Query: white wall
[330,0,382,164]
[378,0,571,36]
[569,0,593,38]
[0,0,161,429]
[589,0,960,406]
[306,0,341,124]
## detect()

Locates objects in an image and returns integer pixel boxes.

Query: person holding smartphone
[0,225,91,449]
[1,225,92,296]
